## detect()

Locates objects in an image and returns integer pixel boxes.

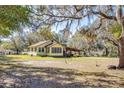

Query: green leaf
[109,23,122,39]
[0,6,30,36]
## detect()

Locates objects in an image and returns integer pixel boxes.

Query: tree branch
[92,11,117,21]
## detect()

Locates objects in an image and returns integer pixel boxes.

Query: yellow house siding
[47,43,64,56]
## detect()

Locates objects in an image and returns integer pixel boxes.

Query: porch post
[49,47,51,54]
[37,47,39,52]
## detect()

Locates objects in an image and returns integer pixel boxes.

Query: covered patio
[64,47,82,57]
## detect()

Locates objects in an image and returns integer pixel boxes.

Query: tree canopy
[0,6,30,36]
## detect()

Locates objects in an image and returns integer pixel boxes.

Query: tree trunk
[118,22,124,68]
[104,46,109,57]
[117,45,120,57]
[16,49,19,55]
[116,5,124,68]
[118,37,124,68]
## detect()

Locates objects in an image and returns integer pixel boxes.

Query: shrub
[37,52,47,57]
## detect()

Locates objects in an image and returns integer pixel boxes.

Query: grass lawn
[0,55,124,88]
[3,54,119,62]
[5,55,67,61]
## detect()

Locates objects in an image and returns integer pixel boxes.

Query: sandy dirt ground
[0,57,124,88]
[19,58,119,73]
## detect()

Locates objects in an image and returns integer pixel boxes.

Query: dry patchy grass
[0,55,123,88]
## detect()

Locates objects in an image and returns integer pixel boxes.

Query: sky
[51,15,97,35]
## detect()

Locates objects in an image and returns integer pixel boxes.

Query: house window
[35,48,37,52]
[38,48,41,52]
[30,48,32,51]
[38,48,44,52]
[41,48,44,52]
[52,47,62,53]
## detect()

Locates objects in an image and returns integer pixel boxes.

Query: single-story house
[28,40,82,57]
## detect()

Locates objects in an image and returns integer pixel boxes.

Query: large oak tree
[30,5,124,68]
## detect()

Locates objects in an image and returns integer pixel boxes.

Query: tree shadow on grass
[0,63,124,88]
[0,55,21,62]
[0,55,12,62]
